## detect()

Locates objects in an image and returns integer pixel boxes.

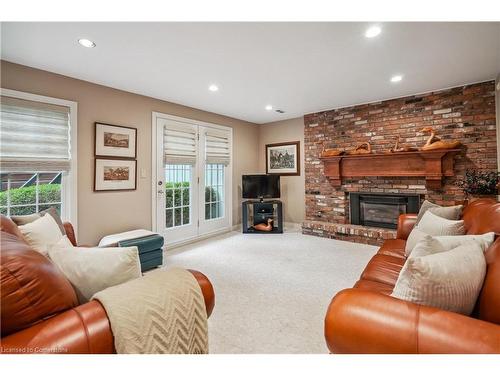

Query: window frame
[0,88,78,231]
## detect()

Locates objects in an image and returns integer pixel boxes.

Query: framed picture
[94,158,137,191]
[95,122,137,159]
[266,141,301,176]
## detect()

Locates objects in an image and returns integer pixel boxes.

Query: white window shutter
[163,122,197,165]
[205,129,231,166]
[0,96,71,172]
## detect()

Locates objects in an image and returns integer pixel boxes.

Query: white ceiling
[1,22,499,124]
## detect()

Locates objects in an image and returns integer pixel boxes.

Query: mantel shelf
[320,149,461,190]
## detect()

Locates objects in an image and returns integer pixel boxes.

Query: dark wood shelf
[320,149,461,190]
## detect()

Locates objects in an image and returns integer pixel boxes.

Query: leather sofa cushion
[360,254,406,286]
[377,239,406,259]
[354,279,394,295]
[476,239,500,324]
[1,231,78,337]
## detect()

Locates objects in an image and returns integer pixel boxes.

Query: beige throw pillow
[392,242,486,315]
[417,211,465,236]
[415,200,462,224]
[48,237,142,303]
[405,228,495,256]
[11,207,66,235]
[18,213,64,256]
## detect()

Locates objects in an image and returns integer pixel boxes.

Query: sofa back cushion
[462,198,500,235]
[1,216,78,337]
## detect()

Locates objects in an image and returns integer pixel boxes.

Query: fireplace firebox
[350,193,420,229]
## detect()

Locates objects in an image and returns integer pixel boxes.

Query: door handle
[157,190,164,194]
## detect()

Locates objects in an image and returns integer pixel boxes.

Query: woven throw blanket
[92,267,208,354]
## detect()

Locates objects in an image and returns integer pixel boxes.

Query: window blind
[0,96,71,172]
[205,129,231,166]
[163,123,197,165]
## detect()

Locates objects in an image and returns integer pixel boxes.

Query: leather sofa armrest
[188,269,215,318]
[63,222,77,246]
[396,214,417,240]
[0,301,114,354]
[325,288,500,354]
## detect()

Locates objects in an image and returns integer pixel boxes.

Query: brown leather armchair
[325,198,500,353]
[0,216,215,354]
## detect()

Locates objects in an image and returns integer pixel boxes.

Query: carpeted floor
[163,228,377,354]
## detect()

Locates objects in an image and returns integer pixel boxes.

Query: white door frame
[151,112,233,247]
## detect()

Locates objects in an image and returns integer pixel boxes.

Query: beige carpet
[163,228,377,354]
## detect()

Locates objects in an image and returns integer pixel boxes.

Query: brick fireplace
[302,81,497,245]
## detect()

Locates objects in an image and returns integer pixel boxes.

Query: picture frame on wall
[95,122,137,159]
[94,158,137,191]
[266,141,300,176]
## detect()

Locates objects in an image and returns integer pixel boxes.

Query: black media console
[241,200,283,234]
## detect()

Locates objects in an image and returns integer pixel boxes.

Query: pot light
[78,38,96,48]
[365,26,381,38]
[208,84,219,92]
[265,105,273,111]
[390,75,403,83]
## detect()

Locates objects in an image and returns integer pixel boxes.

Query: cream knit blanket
[93,268,208,354]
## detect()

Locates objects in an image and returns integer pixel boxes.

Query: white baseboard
[165,227,232,250]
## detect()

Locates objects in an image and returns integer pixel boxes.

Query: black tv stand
[242,200,283,234]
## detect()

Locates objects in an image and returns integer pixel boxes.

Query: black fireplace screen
[350,193,420,229]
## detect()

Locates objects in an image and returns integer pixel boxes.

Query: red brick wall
[304,81,497,225]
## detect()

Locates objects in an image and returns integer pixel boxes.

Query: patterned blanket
[93,268,208,354]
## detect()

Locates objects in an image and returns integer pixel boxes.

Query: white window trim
[151,112,233,233]
[0,88,78,232]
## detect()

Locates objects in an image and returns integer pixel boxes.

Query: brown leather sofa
[325,198,500,353]
[0,215,215,354]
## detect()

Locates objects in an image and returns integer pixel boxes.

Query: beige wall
[258,117,305,223]
[1,61,260,244]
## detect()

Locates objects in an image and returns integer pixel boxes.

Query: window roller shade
[205,130,230,166]
[0,96,71,172]
[163,123,197,165]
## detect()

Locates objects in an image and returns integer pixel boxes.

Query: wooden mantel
[320,149,461,190]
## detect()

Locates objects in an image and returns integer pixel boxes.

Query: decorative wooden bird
[388,136,417,153]
[420,127,461,151]
[253,218,274,232]
[347,142,372,155]
[321,144,344,157]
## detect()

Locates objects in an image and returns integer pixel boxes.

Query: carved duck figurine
[347,142,372,155]
[321,144,344,157]
[387,136,417,153]
[253,218,274,232]
[420,127,461,151]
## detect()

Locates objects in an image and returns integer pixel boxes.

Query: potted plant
[455,169,500,202]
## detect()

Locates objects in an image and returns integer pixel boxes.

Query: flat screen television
[242,174,280,199]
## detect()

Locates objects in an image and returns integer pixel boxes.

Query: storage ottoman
[99,230,164,272]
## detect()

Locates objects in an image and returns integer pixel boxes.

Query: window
[0,89,77,224]
[205,163,224,220]
[165,164,192,228]
[0,172,62,216]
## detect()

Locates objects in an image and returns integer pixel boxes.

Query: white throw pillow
[405,228,495,256]
[417,211,465,236]
[18,213,64,256]
[392,242,486,315]
[48,237,142,303]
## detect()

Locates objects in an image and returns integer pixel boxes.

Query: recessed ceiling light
[265,105,273,111]
[390,75,403,83]
[365,26,381,38]
[78,38,96,48]
[208,84,219,92]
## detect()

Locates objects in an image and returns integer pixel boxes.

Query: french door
[153,113,232,246]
